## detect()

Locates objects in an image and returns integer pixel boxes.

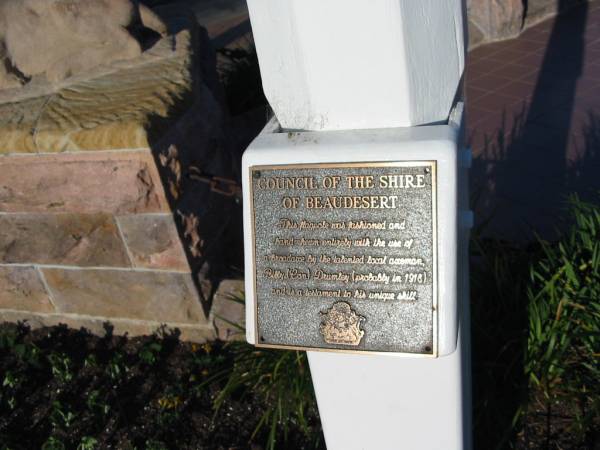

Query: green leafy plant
[2,370,18,389]
[83,354,98,369]
[86,389,110,417]
[139,341,162,365]
[525,195,600,442]
[48,352,73,384]
[470,236,535,449]
[220,345,320,450]
[41,437,65,450]
[210,292,321,450]
[49,400,77,430]
[155,388,183,427]
[0,324,42,369]
[106,352,127,381]
[145,439,167,450]
[0,321,320,448]
[1,370,19,410]
[77,437,98,450]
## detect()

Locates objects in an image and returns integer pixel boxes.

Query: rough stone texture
[210,279,245,341]
[468,0,524,45]
[0,0,167,88]
[0,152,168,214]
[467,17,488,48]
[0,266,54,313]
[117,214,189,271]
[0,96,44,151]
[43,268,207,324]
[0,3,239,342]
[0,213,130,267]
[0,310,216,343]
[0,41,21,90]
[0,21,196,153]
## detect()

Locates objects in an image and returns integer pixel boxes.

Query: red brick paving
[467,1,600,239]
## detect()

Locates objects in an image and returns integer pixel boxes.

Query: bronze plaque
[249,162,437,355]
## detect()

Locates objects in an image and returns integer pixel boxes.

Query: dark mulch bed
[0,322,321,450]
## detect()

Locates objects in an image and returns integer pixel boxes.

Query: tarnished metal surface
[250,162,437,355]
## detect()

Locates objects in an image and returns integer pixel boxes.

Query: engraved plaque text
[250,162,437,355]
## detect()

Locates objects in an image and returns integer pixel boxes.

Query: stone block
[42,268,206,324]
[0,152,169,214]
[117,214,189,271]
[468,0,524,42]
[0,0,168,88]
[0,22,196,154]
[0,97,44,153]
[0,214,130,267]
[0,4,232,340]
[467,18,487,49]
[0,310,216,343]
[33,54,193,153]
[209,279,245,341]
[0,266,54,313]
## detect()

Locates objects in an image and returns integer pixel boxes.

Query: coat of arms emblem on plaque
[319,302,365,346]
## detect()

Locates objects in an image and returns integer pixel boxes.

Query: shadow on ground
[470,1,600,448]
[135,4,265,315]
[470,1,599,241]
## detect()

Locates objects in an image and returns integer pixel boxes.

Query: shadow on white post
[243,1,471,449]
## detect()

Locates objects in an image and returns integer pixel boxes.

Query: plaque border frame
[248,161,438,357]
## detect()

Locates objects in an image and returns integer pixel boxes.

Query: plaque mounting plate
[249,162,437,356]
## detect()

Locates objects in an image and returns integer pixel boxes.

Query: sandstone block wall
[467,0,595,47]
[0,5,244,342]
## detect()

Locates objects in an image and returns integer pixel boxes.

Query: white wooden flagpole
[243,1,472,448]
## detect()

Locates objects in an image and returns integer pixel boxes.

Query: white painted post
[243,1,471,449]
[247,0,465,131]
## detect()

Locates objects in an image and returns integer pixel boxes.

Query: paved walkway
[467,1,600,238]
